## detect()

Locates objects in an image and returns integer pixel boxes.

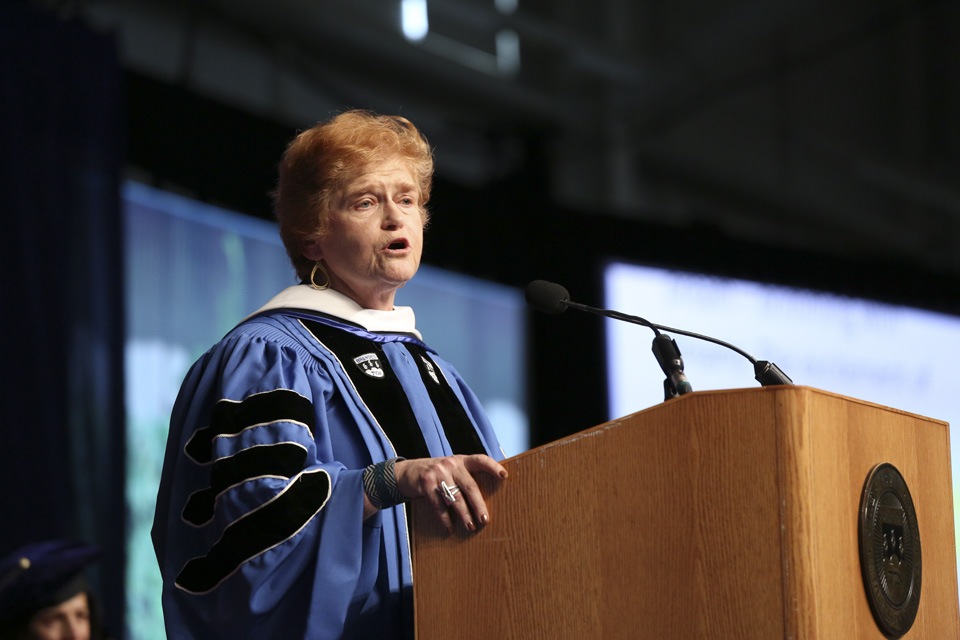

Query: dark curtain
[0,2,125,636]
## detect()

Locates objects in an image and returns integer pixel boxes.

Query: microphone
[525,280,793,394]
[526,280,658,329]
[524,279,570,315]
[527,280,693,399]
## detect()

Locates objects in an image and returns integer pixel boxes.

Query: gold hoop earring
[309,261,330,290]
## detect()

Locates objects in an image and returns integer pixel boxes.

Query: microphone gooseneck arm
[565,300,745,357]
[566,300,793,388]
[565,300,694,399]
[535,292,694,399]
[526,280,794,391]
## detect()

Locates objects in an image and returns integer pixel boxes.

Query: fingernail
[480,514,489,525]
[499,470,508,479]
[467,520,476,531]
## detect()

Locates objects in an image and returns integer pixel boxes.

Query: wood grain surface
[411,386,960,639]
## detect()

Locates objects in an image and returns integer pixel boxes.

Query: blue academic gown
[152,286,504,639]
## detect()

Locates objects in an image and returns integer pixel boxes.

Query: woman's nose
[382,200,405,228]
[63,617,88,640]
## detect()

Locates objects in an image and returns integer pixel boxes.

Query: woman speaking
[152,111,507,639]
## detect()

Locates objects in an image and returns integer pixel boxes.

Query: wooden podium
[411,386,960,639]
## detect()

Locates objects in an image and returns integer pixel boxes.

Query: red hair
[274,110,434,280]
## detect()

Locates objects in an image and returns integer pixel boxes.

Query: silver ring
[438,480,460,505]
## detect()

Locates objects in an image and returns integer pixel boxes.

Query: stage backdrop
[0,3,125,636]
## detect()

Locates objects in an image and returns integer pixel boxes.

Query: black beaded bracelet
[363,457,406,510]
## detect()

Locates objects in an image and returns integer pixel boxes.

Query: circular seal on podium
[858,462,922,638]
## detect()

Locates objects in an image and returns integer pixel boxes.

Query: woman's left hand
[393,454,507,533]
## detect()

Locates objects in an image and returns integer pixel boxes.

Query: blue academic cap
[0,540,100,622]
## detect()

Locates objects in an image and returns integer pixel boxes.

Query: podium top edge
[503,386,948,464]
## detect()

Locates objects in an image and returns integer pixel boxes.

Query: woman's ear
[301,235,323,261]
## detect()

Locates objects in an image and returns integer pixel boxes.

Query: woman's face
[27,592,90,640]
[303,155,424,310]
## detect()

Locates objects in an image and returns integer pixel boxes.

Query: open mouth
[386,239,408,250]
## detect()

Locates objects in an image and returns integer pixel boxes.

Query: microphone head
[525,280,570,315]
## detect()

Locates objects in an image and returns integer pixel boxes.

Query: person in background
[152,110,508,639]
[0,540,107,640]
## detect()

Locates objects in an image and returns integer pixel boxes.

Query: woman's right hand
[393,454,507,534]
